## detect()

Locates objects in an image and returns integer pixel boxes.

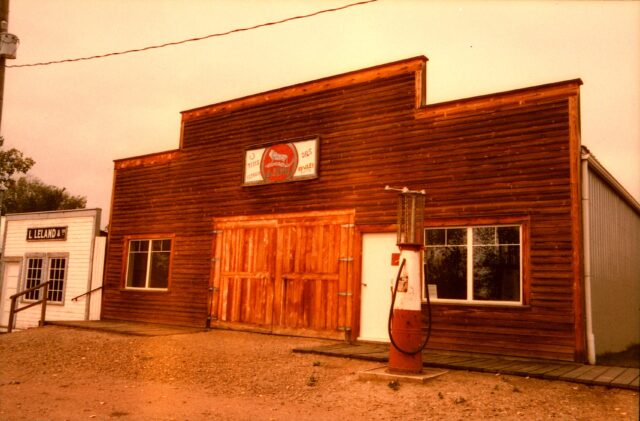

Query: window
[125,238,172,289]
[424,225,521,304]
[23,256,68,303]
[24,258,44,301]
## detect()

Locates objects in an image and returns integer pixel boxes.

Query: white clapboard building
[0,209,106,331]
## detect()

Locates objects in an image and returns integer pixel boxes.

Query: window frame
[122,234,174,291]
[21,253,69,305]
[423,217,529,307]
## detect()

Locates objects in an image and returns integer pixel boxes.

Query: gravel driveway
[0,326,637,420]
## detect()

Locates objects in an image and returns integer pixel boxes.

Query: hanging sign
[26,226,68,241]
[243,137,319,185]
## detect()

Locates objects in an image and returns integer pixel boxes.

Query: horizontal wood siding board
[181,56,426,121]
[415,79,580,120]
[105,71,579,360]
[181,75,416,148]
[428,324,576,345]
[430,306,575,324]
[104,74,417,328]
[425,338,576,362]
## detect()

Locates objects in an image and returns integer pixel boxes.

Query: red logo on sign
[260,143,298,183]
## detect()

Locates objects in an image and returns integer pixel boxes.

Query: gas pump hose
[387,258,432,355]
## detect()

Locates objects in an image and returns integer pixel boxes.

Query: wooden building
[0,209,106,331]
[102,56,639,363]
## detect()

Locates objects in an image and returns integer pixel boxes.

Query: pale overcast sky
[3,0,639,223]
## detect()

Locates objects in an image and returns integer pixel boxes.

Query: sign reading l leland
[243,137,319,185]
[26,226,68,241]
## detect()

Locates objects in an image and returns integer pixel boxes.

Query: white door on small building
[0,260,22,330]
[358,232,398,342]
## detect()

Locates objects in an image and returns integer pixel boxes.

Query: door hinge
[212,230,223,234]
[337,326,352,332]
[211,257,220,262]
[337,291,352,297]
[338,257,353,262]
[209,287,220,293]
[341,223,355,228]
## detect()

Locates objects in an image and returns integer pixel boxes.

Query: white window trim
[424,225,523,306]
[124,238,172,291]
[21,253,69,305]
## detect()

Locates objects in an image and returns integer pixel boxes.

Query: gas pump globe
[385,186,428,374]
[395,188,425,247]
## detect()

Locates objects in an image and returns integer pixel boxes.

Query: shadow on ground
[597,344,640,368]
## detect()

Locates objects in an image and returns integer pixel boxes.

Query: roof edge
[114,149,180,170]
[416,79,583,119]
[581,146,640,214]
[181,56,428,121]
[5,208,102,235]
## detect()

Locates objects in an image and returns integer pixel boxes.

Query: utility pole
[0,0,9,134]
[0,0,12,216]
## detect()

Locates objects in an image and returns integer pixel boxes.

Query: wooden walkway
[45,320,206,336]
[293,342,640,391]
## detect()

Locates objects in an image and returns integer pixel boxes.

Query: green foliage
[1,176,87,215]
[0,136,35,191]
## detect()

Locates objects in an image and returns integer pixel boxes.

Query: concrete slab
[358,365,448,384]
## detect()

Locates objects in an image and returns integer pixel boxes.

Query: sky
[3,0,639,225]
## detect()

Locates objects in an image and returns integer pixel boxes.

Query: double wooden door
[210,211,355,339]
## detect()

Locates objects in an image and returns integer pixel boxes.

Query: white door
[0,260,21,330]
[358,233,398,342]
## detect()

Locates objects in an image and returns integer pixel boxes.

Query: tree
[1,176,87,215]
[0,136,35,191]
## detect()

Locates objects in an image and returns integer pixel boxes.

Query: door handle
[361,283,367,287]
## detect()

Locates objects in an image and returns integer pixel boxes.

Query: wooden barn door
[273,213,353,337]
[211,220,278,330]
[211,211,354,339]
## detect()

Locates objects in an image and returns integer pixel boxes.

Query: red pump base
[388,309,423,374]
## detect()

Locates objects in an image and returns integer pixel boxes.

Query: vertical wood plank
[210,225,223,323]
[568,94,585,361]
[273,225,286,327]
[344,212,356,339]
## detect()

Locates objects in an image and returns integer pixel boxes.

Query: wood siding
[0,210,104,330]
[104,57,584,361]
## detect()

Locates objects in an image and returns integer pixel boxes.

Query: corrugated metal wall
[588,169,640,355]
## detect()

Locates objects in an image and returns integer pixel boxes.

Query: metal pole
[0,0,9,133]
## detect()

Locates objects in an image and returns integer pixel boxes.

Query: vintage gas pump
[385,186,430,374]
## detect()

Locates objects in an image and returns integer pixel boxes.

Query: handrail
[7,280,53,333]
[71,286,103,302]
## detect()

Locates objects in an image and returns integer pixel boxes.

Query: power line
[6,0,378,69]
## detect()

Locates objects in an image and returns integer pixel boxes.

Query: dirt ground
[0,326,637,421]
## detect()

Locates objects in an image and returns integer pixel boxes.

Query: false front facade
[103,56,639,363]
